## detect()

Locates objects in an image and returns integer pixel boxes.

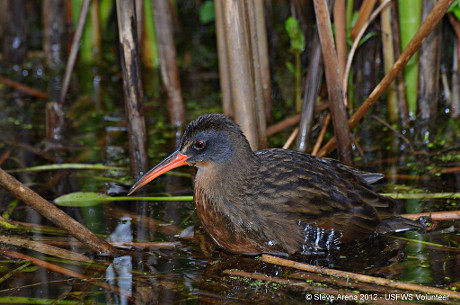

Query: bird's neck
[194,150,259,204]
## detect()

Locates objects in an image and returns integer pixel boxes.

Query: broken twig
[0,168,119,256]
[0,75,49,99]
[262,254,460,299]
[401,210,460,221]
[0,235,92,263]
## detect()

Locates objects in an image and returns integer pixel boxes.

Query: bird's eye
[193,140,206,150]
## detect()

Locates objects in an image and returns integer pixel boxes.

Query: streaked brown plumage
[129,113,421,255]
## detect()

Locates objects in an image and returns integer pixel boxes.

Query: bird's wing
[322,157,384,184]
[252,149,395,241]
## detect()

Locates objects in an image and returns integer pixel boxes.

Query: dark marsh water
[0,2,459,304]
[0,59,458,304]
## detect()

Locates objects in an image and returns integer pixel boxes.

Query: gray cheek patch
[207,132,233,164]
[180,130,235,164]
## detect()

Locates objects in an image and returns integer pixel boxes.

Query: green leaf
[357,32,377,48]
[448,0,460,20]
[285,61,296,75]
[285,17,305,53]
[349,11,359,30]
[54,192,111,207]
[199,1,215,24]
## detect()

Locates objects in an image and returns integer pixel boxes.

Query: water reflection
[109,216,133,248]
[106,255,133,304]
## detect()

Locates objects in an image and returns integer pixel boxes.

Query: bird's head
[128,113,252,195]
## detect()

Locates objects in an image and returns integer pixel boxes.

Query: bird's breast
[193,186,266,254]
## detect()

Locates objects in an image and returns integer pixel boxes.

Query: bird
[129,113,422,255]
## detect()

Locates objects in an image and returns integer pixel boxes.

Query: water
[0,62,458,304]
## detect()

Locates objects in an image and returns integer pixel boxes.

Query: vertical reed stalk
[60,0,90,104]
[142,0,159,68]
[294,48,302,112]
[152,0,185,127]
[221,0,259,150]
[246,0,267,148]
[391,1,410,125]
[313,0,353,165]
[350,0,377,41]
[72,0,92,64]
[452,36,459,118]
[398,0,422,118]
[100,0,113,30]
[380,0,399,123]
[295,31,324,153]
[334,0,347,81]
[317,0,454,157]
[90,0,102,61]
[215,0,234,118]
[116,0,149,179]
[2,0,26,67]
[254,0,272,122]
[42,0,67,70]
[135,0,143,46]
[448,14,460,118]
[417,0,441,133]
[346,0,354,31]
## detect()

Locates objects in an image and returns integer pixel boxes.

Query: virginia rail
[129,113,421,255]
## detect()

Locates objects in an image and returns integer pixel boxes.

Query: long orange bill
[128,150,189,195]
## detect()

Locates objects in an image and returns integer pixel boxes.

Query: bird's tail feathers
[377,216,425,234]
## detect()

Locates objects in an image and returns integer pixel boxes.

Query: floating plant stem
[382,192,460,199]
[0,216,67,235]
[390,236,460,252]
[0,261,32,285]
[5,163,123,173]
[0,296,80,305]
[54,192,193,207]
